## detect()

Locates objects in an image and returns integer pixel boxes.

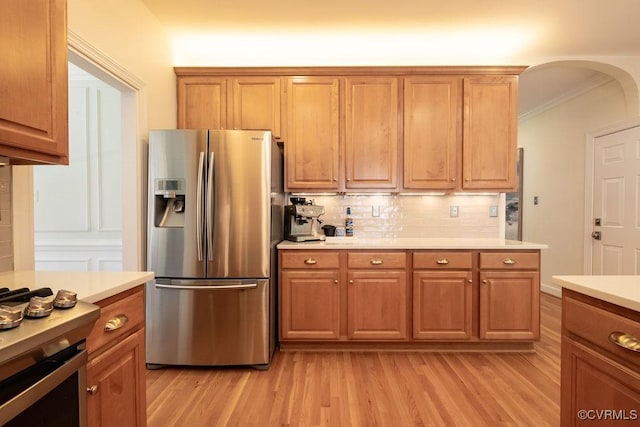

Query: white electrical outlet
[489,205,499,217]
[450,205,459,217]
[372,205,380,217]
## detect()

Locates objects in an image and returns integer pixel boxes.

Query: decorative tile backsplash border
[292,194,503,239]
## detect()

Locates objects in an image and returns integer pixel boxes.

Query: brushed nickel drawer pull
[503,258,517,265]
[370,258,383,265]
[87,385,99,395]
[609,331,640,352]
[304,258,317,265]
[436,258,449,265]
[481,279,489,285]
[104,314,129,332]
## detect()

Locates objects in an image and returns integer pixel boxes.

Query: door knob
[591,231,602,240]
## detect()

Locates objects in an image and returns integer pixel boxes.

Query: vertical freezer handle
[206,152,215,261]
[196,152,205,261]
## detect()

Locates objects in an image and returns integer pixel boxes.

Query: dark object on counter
[322,224,336,236]
[290,196,306,205]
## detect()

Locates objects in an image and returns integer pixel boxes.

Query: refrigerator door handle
[206,151,215,261]
[196,151,205,261]
[155,283,257,291]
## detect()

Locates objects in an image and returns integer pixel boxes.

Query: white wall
[518,79,628,291]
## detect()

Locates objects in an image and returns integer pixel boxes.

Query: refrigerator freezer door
[147,129,207,278]
[206,130,272,278]
[145,279,271,366]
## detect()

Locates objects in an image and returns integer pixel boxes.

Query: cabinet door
[229,77,281,137]
[0,0,68,164]
[87,329,146,427]
[280,270,341,340]
[413,270,472,340]
[403,76,461,190]
[177,76,227,129]
[284,77,341,191]
[347,270,407,340]
[345,77,399,190]
[479,270,540,340]
[561,337,640,426]
[462,76,518,190]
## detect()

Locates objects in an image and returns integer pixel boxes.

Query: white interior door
[591,125,640,274]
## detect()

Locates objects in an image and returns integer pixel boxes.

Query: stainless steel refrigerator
[145,129,284,368]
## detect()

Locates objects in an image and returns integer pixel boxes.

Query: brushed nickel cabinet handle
[370,258,383,265]
[304,258,317,265]
[609,331,640,352]
[334,280,339,285]
[481,279,488,285]
[467,279,472,283]
[349,280,354,284]
[436,258,449,265]
[503,258,516,265]
[104,314,128,332]
[87,385,99,395]
[451,177,456,182]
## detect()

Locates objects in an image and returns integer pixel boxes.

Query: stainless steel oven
[0,341,88,426]
[0,287,100,426]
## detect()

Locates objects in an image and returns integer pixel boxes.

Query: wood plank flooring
[146,293,561,426]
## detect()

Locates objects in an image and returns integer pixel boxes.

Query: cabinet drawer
[347,252,406,269]
[86,290,144,355]
[479,252,539,269]
[564,295,640,368]
[281,251,340,269]
[413,252,472,269]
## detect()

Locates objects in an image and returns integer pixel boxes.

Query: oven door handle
[0,349,88,426]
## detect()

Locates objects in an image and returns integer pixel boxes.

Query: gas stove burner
[24,296,54,318]
[53,290,78,309]
[0,305,24,330]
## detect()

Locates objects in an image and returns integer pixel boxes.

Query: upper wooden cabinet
[283,76,341,190]
[175,66,526,192]
[462,76,519,190]
[177,76,227,129]
[345,77,400,190]
[176,72,281,135]
[403,76,461,190]
[0,0,69,164]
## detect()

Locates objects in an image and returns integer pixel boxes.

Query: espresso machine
[284,197,326,242]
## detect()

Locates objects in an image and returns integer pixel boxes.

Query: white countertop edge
[552,275,640,312]
[0,271,155,304]
[277,238,547,250]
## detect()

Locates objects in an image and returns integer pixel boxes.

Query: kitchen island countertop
[552,275,640,312]
[277,237,547,250]
[0,270,154,303]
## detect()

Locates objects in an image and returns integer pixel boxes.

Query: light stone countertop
[277,237,548,250]
[0,270,154,303]
[552,275,640,312]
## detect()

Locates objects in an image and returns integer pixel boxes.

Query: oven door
[0,344,88,426]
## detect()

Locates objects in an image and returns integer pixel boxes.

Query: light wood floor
[146,293,561,426]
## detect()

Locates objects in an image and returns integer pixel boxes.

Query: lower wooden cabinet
[87,329,146,427]
[86,287,146,427]
[561,290,640,426]
[279,249,540,347]
[479,252,540,340]
[347,270,407,340]
[280,270,340,339]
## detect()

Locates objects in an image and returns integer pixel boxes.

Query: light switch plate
[489,205,498,217]
[372,205,380,217]
[450,205,459,217]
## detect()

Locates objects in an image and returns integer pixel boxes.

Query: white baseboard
[541,282,561,298]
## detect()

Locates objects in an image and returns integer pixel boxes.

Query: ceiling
[141,0,640,116]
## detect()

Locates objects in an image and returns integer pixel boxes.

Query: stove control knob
[87,385,99,395]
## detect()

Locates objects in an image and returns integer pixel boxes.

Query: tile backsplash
[293,194,503,239]
[0,165,12,271]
